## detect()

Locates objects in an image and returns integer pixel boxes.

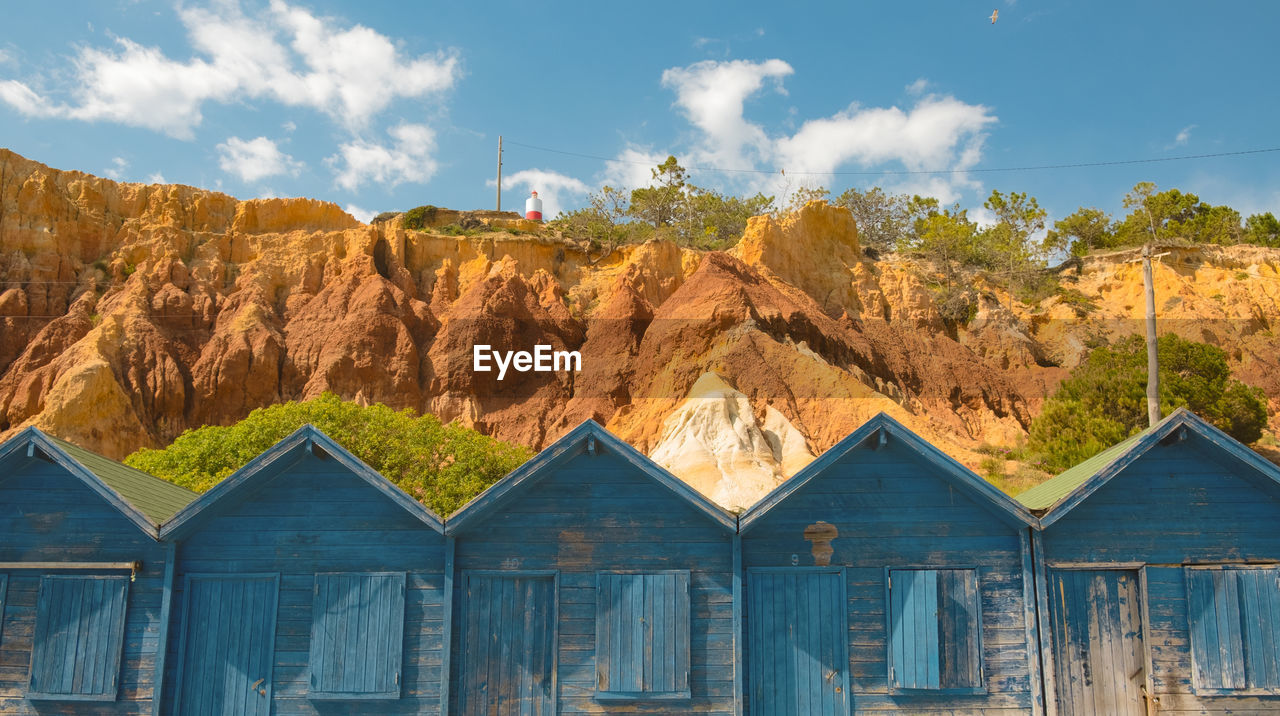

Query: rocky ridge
[2,148,1278,508]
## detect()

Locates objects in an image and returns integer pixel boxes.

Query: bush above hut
[125,393,532,515]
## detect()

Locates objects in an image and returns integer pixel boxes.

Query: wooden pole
[496,135,503,212]
[1142,243,1160,427]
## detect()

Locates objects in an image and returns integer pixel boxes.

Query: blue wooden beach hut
[1019,408,1280,715]
[0,427,196,714]
[444,420,739,715]
[738,413,1042,715]
[157,424,448,715]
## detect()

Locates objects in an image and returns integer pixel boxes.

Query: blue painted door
[747,569,850,715]
[1049,569,1147,716]
[177,574,279,716]
[459,573,557,715]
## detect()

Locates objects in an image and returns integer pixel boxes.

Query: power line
[502,139,1280,177]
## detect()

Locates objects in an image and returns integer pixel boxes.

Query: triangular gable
[159,424,444,540]
[739,412,1035,534]
[0,427,195,538]
[446,420,737,536]
[1019,408,1280,528]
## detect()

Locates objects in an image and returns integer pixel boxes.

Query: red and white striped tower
[525,191,543,221]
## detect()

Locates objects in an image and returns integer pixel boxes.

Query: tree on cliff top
[551,156,773,251]
[1028,334,1268,472]
[125,393,533,516]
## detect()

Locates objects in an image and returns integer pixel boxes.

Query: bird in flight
[989,8,998,23]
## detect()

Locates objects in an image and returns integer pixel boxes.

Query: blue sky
[2,0,1277,227]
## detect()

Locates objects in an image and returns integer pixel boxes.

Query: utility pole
[1130,241,1169,427]
[1142,243,1160,427]
[496,135,503,212]
[1126,200,1170,428]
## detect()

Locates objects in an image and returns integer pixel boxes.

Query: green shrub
[1028,334,1269,472]
[402,205,438,230]
[125,392,532,516]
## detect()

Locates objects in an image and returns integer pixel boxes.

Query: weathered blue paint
[595,570,691,698]
[747,568,850,715]
[446,420,738,714]
[1185,565,1280,693]
[1046,568,1146,715]
[27,574,131,701]
[1028,408,1280,712]
[0,574,7,644]
[174,573,280,715]
[0,428,183,713]
[440,535,455,715]
[309,572,407,699]
[731,533,744,716]
[160,424,448,715]
[887,567,983,692]
[739,413,1041,714]
[1020,530,1047,715]
[151,541,176,716]
[457,571,558,714]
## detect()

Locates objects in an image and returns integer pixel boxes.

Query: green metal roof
[1014,426,1156,511]
[45,435,198,525]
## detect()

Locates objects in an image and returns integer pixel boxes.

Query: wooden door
[747,569,850,715]
[176,574,279,716]
[1049,569,1147,716]
[458,572,557,715]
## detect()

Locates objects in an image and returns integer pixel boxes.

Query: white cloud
[661,59,793,168]
[147,171,167,184]
[104,157,128,180]
[328,123,436,191]
[282,120,296,132]
[655,59,996,202]
[491,169,590,219]
[0,49,12,66]
[601,146,669,192]
[344,204,374,223]
[217,136,302,183]
[0,80,59,117]
[1172,124,1196,147]
[906,78,929,95]
[968,205,999,230]
[0,0,459,138]
[884,175,971,206]
[775,96,996,176]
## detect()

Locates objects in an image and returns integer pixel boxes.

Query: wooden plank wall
[450,451,736,715]
[741,444,1036,714]
[0,460,167,714]
[162,453,447,715]
[1040,437,1280,713]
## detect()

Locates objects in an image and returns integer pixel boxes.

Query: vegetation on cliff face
[1028,335,1269,472]
[1049,182,1280,255]
[124,393,532,515]
[555,157,1279,306]
[551,155,774,251]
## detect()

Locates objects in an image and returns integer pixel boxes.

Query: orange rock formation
[2,149,1277,498]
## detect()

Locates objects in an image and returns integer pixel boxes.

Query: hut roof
[0,427,197,535]
[739,412,1036,534]
[446,420,738,536]
[1016,408,1280,527]
[160,424,444,539]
